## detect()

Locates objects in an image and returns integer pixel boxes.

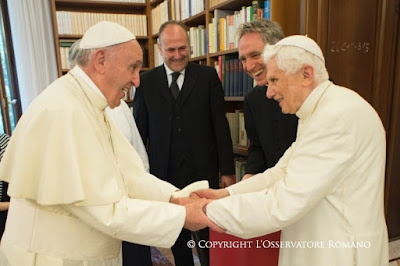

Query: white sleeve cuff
[226,186,234,196]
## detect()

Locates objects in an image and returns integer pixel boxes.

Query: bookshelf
[50,0,302,160]
[50,0,301,78]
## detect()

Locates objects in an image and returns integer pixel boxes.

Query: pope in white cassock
[200,35,389,266]
[0,21,221,266]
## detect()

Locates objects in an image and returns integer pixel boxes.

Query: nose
[266,86,274,99]
[172,49,180,58]
[132,71,140,88]
[246,58,256,72]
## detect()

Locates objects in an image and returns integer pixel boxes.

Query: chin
[169,61,188,72]
[279,105,288,114]
[171,66,184,72]
[108,99,122,109]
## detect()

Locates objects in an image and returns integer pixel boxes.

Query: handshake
[169,180,230,233]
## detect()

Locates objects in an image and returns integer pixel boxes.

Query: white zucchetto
[79,21,136,49]
[275,35,325,62]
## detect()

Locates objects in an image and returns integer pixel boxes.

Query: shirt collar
[72,65,106,100]
[296,80,332,120]
[70,66,108,110]
[163,64,186,76]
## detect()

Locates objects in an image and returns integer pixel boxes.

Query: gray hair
[68,39,96,67]
[68,39,115,67]
[237,20,285,45]
[263,45,329,84]
[68,40,82,67]
[75,48,96,67]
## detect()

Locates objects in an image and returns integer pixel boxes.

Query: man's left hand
[170,193,201,206]
[220,175,235,188]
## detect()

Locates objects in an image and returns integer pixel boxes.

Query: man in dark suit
[238,20,298,179]
[133,21,235,266]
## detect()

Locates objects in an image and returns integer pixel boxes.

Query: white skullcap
[275,35,324,63]
[80,21,136,49]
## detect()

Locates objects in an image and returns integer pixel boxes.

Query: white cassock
[207,80,389,266]
[0,66,185,266]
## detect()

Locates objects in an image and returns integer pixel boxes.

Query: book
[264,0,271,20]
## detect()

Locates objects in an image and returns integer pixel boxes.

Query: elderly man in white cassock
[197,35,389,266]
[0,21,221,266]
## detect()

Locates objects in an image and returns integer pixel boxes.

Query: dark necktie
[170,72,180,99]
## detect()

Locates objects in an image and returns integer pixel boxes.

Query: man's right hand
[184,198,225,233]
[193,188,229,200]
[242,174,254,180]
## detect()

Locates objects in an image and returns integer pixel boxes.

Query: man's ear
[302,65,314,86]
[158,43,162,54]
[92,49,106,74]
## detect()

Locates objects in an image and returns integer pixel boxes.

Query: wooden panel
[146,0,154,69]
[385,1,400,239]
[371,0,399,128]
[386,38,400,239]
[303,0,329,56]
[325,0,379,103]
[271,0,302,36]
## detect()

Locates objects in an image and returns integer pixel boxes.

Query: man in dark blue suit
[238,20,298,180]
[133,21,235,266]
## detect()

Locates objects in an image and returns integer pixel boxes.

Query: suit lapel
[157,66,172,101]
[179,63,196,105]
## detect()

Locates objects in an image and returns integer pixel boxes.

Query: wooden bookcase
[50,0,301,156]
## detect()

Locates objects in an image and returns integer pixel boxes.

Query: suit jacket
[244,86,298,173]
[208,81,389,265]
[134,63,234,189]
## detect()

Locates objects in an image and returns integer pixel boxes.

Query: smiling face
[103,40,143,108]
[158,24,189,72]
[266,57,310,114]
[238,32,268,86]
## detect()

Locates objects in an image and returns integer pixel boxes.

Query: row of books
[153,43,163,67]
[211,0,271,12]
[181,0,205,20]
[151,0,175,35]
[56,11,147,36]
[208,3,270,54]
[59,41,75,69]
[59,41,149,71]
[151,0,205,34]
[189,25,207,58]
[226,110,247,146]
[234,157,247,182]
[253,0,271,21]
[216,55,255,97]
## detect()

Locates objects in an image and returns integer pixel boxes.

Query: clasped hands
[170,187,230,233]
